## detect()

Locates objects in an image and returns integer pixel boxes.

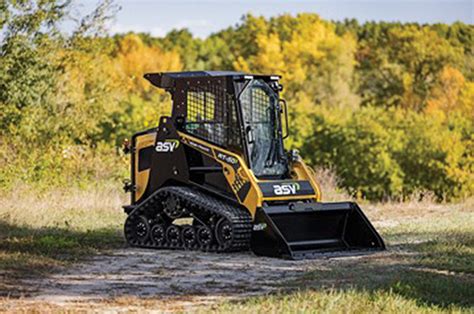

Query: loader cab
[144,71,290,180]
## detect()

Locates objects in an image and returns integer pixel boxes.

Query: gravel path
[16,249,318,308]
[4,248,386,312]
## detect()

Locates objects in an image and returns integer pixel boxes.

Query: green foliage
[0,2,472,201]
[355,25,464,111]
[301,106,473,201]
[0,0,125,189]
[159,29,200,69]
[394,113,468,199]
[0,0,65,135]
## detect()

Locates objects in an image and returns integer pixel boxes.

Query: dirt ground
[1,200,471,312]
[0,247,389,312]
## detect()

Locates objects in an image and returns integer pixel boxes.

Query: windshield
[239,79,287,177]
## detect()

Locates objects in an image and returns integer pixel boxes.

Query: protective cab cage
[144,71,286,161]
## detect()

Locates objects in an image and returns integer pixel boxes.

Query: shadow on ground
[0,221,472,311]
[284,228,473,310]
[0,220,123,296]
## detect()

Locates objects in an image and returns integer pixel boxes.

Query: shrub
[300,106,473,201]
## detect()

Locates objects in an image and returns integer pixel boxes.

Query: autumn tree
[115,33,182,95]
[426,66,473,119]
[233,14,359,109]
[355,25,464,111]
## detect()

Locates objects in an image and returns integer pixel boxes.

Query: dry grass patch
[0,184,127,296]
[366,197,473,223]
[1,184,125,229]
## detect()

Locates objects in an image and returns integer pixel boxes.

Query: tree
[426,66,473,119]
[115,34,182,95]
[0,0,123,188]
[233,14,359,109]
[159,29,201,69]
[0,0,68,136]
[355,25,464,111]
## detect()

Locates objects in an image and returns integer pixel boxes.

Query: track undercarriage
[125,186,253,252]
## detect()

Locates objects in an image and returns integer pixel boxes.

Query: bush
[300,106,473,201]
[0,140,127,190]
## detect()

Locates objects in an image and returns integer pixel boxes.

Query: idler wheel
[215,218,234,247]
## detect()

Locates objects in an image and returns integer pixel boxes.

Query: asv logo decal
[155,140,180,153]
[273,183,300,195]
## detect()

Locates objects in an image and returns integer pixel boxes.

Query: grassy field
[212,201,473,313]
[0,184,126,296]
[0,185,472,312]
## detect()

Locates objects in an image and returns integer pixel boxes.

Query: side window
[186,91,216,129]
[184,85,240,148]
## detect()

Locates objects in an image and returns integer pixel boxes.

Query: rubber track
[124,186,252,252]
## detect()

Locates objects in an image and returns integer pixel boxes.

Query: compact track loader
[122,71,385,259]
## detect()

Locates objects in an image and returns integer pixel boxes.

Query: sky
[75,0,473,38]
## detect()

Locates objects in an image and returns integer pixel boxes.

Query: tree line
[1,1,472,200]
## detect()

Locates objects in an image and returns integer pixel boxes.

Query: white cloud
[108,19,213,38]
[174,19,212,29]
[109,23,167,37]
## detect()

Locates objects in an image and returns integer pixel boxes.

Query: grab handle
[279,99,289,139]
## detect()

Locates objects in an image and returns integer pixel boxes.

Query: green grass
[211,289,462,314]
[210,205,474,313]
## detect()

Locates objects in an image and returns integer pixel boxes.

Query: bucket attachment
[251,202,385,259]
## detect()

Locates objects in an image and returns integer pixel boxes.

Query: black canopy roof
[144,71,279,89]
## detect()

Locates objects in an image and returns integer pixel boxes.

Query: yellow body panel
[178,132,263,217]
[178,132,321,218]
[288,159,322,201]
[134,132,156,201]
